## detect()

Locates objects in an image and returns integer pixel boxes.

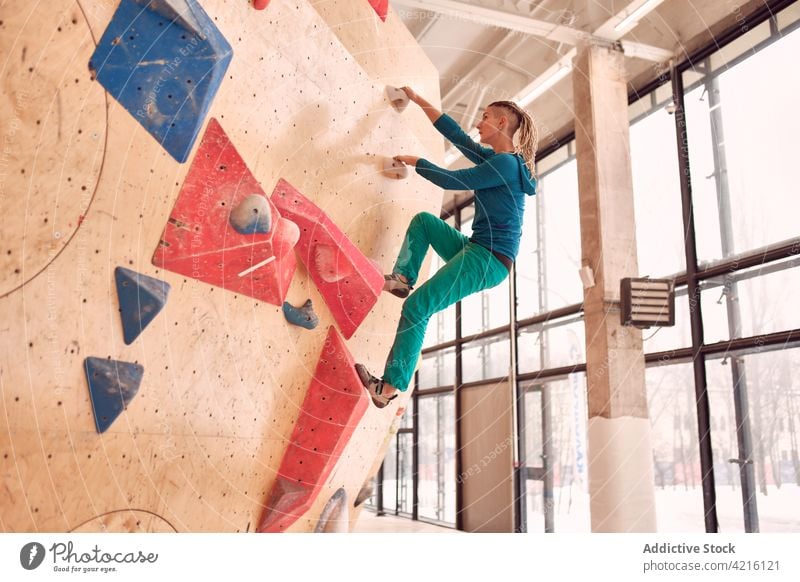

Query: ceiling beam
[441,32,530,106]
[394,0,672,62]
[593,0,670,39]
[414,8,440,42]
[395,0,579,44]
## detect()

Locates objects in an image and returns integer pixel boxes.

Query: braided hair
[488,100,539,178]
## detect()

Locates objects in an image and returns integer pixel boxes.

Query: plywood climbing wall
[0,0,443,532]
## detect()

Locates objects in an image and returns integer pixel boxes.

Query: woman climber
[356,87,538,408]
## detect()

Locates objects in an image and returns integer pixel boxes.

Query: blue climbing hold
[84,357,144,434]
[115,266,171,345]
[282,299,319,330]
[229,194,272,235]
[89,0,233,163]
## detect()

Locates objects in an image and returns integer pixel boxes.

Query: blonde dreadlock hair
[488,100,539,178]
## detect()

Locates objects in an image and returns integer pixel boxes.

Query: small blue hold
[282,299,319,330]
[230,194,272,235]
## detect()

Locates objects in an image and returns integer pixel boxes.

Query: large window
[646,362,705,532]
[418,393,456,523]
[418,346,455,390]
[516,153,582,319]
[677,10,800,532]
[462,335,510,383]
[517,316,584,374]
[381,424,412,516]
[707,347,800,532]
[684,24,800,265]
[629,96,686,278]
[700,256,800,344]
[523,375,590,532]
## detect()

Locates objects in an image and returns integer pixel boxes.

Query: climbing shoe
[383,273,412,299]
[355,363,398,409]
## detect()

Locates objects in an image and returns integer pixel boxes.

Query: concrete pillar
[572,42,657,532]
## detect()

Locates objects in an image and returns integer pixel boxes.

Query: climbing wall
[0,0,442,532]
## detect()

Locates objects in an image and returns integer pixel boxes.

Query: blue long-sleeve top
[415,114,537,261]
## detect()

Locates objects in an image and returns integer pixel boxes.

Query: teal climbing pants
[382,212,509,391]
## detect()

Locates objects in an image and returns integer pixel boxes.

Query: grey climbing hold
[282,299,319,330]
[383,157,409,179]
[314,488,349,533]
[133,0,206,38]
[229,194,272,235]
[354,480,374,507]
[386,86,409,113]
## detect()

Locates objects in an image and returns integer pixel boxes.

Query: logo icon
[20,542,46,570]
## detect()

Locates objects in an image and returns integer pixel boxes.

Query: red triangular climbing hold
[152,119,299,306]
[270,179,383,339]
[368,0,388,21]
[257,326,369,532]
